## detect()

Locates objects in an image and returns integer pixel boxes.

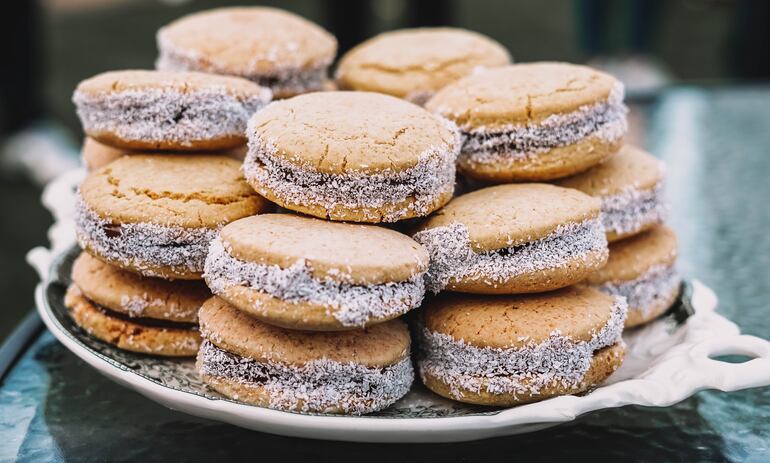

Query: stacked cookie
[66,69,273,356]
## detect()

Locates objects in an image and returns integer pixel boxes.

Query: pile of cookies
[64,6,681,415]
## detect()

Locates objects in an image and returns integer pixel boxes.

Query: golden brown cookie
[425,62,627,182]
[73,70,271,151]
[203,214,428,331]
[554,145,668,242]
[417,287,627,406]
[412,183,608,294]
[586,225,680,328]
[196,297,413,414]
[156,7,337,99]
[64,285,200,357]
[243,91,461,223]
[336,28,510,105]
[75,155,271,279]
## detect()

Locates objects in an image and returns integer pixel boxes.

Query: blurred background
[1,0,769,342]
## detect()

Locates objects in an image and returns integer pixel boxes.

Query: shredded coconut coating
[417,296,627,398]
[156,36,330,97]
[203,237,425,327]
[413,218,608,293]
[594,264,680,316]
[73,87,270,148]
[243,120,461,222]
[459,82,628,164]
[75,197,217,277]
[198,340,413,414]
[601,183,668,238]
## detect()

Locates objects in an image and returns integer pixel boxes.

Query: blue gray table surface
[1,87,769,462]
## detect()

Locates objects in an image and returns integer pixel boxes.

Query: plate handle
[691,335,770,391]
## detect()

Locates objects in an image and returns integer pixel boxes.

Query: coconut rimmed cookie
[75,155,271,280]
[203,214,428,330]
[417,286,627,406]
[156,7,337,99]
[73,70,271,151]
[425,62,628,182]
[244,91,461,223]
[64,253,211,356]
[197,297,414,414]
[336,28,510,105]
[412,184,608,294]
[555,145,668,242]
[586,225,680,328]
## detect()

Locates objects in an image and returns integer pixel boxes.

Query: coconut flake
[198,339,414,414]
[594,264,680,316]
[412,218,608,293]
[417,296,627,399]
[203,237,425,327]
[601,183,668,238]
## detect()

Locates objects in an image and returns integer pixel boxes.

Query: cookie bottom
[64,285,201,356]
[624,279,680,328]
[420,342,625,406]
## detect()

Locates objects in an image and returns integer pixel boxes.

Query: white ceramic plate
[26,169,770,442]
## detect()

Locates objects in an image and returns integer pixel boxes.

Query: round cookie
[336,28,510,105]
[75,155,271,280]
[554,145,668,242]
[156,7,337,99]
[81,137,249,171]
[412,183,608,294]
[197,297,413,414]
[64,285,201,357]
[586,225,680,328]
[244,91,461,223]
[417,286,627,406]
[425,62,628,182]
[73,70,271,151]
[204,214,428,330]
[71,252,209,322]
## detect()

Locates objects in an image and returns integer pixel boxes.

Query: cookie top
[248,91,459,174]
[82,137,132,171]
[71,252,209,322]
[74,69,271,101]
[199,297,410,366]
[219,214,428,285]
[587,225,678,283]
[422,286,618,349]
[157,7,337,75]
[425,62,619,130]
[79,154,270,228]
[336,28,510,99]
[555,145,664,196]
[414,183,600,251]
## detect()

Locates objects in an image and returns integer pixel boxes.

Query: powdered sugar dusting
[594,264,680,317]
[417,296,627,399]
[73,87,270,148]
[198,339,413,414]
[412,218,608,293]
[243,118,461,222]
[203,237,425,327]
[456,82,627,165]
[75,197,217,277]
[601,183,668,238]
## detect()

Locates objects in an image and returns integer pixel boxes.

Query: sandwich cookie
[425,62,628,182]
[73,70,271,151]
[197,297,414,414]
[555,145,668,242]
[204,214,428,330]
[412,184,608,294]
[586,225,680,328]
[65,252,210,356]
[336,27,510,105]
[156,7,337,99]
[417,286,627,406]
[244,91,461,222]
[75,155,271,280]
